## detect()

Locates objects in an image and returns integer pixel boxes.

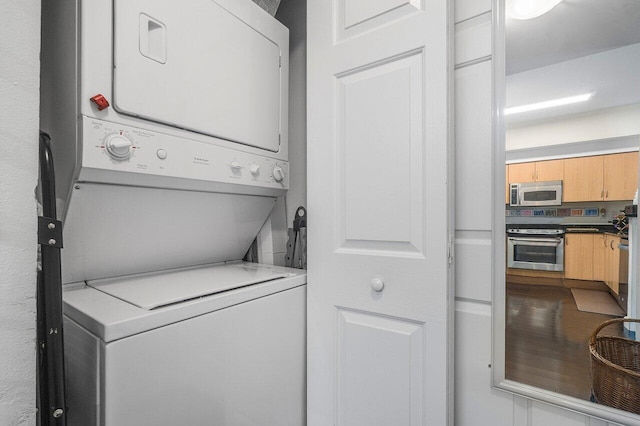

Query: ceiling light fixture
[506,0,563,20]
[505,93,594,115]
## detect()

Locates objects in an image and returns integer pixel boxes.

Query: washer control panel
[81,118,289,189]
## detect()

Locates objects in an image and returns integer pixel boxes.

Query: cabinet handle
[601,190,604,199]
[605,189,609,198]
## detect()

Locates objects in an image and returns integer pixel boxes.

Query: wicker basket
[589,318,640,414]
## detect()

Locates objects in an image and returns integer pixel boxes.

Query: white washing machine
[63,262,306,425]
[40,1,304,425]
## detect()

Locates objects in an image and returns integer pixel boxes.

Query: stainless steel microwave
[509,180,562,207]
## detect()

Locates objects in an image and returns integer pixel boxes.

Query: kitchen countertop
[563,226,627,238]
[507,223,627,238]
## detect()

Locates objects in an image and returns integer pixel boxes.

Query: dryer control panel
[80,117,289,190]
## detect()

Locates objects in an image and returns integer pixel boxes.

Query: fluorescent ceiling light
[506,0,562,20]
[505,93,593,115]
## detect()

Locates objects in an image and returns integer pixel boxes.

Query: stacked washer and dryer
[40,1,305,425]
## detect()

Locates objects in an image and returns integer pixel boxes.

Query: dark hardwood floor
[505,278,625,400]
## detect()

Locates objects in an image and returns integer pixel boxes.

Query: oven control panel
[507,228,564,236]
[80,117,289,189]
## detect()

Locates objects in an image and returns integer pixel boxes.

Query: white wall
[257,0,306,266]
[507,104,640,150]
[0,0,41,424]
[454,1,625,425]
[277,0,307,225]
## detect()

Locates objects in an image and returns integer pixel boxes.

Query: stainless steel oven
[507,228,564,272]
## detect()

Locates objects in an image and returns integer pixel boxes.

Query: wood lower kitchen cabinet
[570,232,622,294]
[564,233,594,281]
[592,233,606,282]
[605,234,621,294]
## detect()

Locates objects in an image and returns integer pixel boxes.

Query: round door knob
[371,278,384,292]
[105,134,133,160]
[273,165,285,182]
[250,164,261,175]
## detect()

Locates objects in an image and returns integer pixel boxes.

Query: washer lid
[87,263,290,310]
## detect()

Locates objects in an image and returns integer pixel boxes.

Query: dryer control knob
[272,165,285,182]
[250,164,261,175]
[105,134,133,160]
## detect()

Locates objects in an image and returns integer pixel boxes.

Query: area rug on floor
[570,288,625,316]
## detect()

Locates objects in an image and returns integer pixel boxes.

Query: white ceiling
[506,0,640,125]
[507,0,640,75]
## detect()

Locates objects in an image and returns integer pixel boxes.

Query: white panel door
[307,0,452,425]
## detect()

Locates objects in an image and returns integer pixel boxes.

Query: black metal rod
[38,132,67,425]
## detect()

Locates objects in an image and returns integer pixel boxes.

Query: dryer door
[112,0,287,153]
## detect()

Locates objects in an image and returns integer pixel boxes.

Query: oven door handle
[508,237,563,245]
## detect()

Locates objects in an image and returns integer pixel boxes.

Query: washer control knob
[272,165,285,182]
[105,134,133,160]
[230,161,243,170]
[250,164,261,175]
[156,149,167,160]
